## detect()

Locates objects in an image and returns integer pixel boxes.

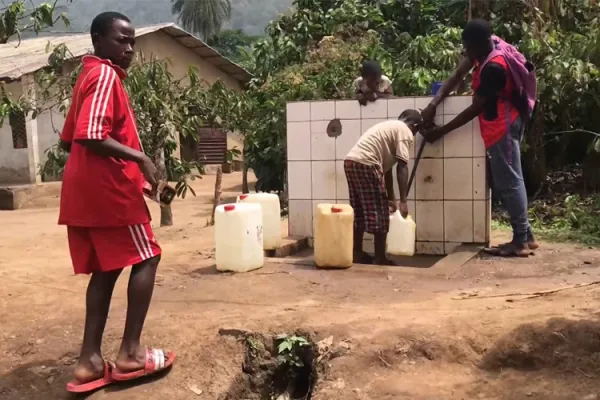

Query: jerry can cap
[224,205,236,212]
[331,206,343,213]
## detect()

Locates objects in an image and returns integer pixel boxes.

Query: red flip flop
[66,361,115,393]
[111,348,175,381]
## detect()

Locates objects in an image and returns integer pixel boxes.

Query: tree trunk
[211,167,223,225]
[160,205,173,226]
[155,148,173,226]
[242,162,249,193]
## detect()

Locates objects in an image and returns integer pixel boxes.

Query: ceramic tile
[287,122,311,161]
[361,119,387,134]
[415,115,445,159]
[473,157,487,200]
[392,163,415,201]
[416,242,445,255]
[415,133,440,159]
[286,102,310,122]
[311,121,336,161]
[415,96,443,115]
[311,161,337,200]
[361,100,388,119]
[416,159,444,200]
[443,115,473,158]
[444,201,474,243]
[336,100,361,120]
[310,101,335,121]
[335,160,349,201]
[287,161,312,200]
[444,158,473,200]
[288,200,312,237]
[444,242,462,254]
[472,118,486,157]
[363,239,375,254]
[443,96,472,115]
[335,119,361,160]
[407,200,416,223]
[363,231,374,255]
[388,98,416,118]
[473,200,488,243]
[416,201,444,241]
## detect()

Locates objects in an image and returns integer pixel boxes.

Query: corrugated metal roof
[0,23,252,84]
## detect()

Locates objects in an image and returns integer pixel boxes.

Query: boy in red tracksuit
[59,12,174,394]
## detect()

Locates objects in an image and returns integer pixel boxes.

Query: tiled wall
[286,97,491,255]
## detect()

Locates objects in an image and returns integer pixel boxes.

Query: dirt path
[2,172,600,400]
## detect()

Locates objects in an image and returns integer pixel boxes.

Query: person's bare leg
[73,269,123,383]
[353,227,373,263]
[115,255,162,371]
[373,232,395,265]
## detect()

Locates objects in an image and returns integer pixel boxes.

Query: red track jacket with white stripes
[58,55,151,227]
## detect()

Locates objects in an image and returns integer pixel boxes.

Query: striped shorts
[67,223,161,274]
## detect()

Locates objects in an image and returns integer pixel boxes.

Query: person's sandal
[483,243,530,258]
[111,348,175,382]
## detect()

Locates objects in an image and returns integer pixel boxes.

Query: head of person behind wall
[360,60,383,92]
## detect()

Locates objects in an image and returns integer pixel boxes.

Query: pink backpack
[480,35,537,119]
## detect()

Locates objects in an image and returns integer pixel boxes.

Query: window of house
[9,110,27,149]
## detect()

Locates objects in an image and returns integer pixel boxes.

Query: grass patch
[493,194,600,247]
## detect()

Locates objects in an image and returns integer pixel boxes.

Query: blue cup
[431,81,443,95]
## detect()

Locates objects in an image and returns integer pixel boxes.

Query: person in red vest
[59,12,174,393]
[421,19,538,257]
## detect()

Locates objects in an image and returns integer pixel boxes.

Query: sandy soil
[2,172,600,400]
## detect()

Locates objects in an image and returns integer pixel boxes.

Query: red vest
[472,55,520,148]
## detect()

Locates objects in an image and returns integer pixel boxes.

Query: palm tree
[171,0,232,40]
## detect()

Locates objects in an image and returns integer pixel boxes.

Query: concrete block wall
[286,96,491,255]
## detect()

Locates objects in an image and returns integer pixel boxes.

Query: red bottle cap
[224,205,235,212]
[331,206,343,213]
[239,194,248,200]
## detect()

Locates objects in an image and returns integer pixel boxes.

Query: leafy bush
[237,0,600,193]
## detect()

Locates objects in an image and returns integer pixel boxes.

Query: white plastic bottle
[387,210,416,256]
[237,193,281,250]
[215,203,264,272]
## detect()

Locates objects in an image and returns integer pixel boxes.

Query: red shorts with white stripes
[67,223,161,275]
[344,160,390,234]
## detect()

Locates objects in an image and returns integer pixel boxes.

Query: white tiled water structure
[286,96,492,255]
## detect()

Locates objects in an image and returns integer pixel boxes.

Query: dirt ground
[2,172,600,400]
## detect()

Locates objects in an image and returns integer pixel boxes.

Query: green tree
[0,0,71,44]
[171,0,232,40]
[236,0,600,196]
[207,29,259,62]
[124,57,204,226]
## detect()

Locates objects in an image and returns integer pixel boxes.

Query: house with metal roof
[0,23,251,188]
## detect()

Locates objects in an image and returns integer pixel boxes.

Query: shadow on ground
[0,358,73,400]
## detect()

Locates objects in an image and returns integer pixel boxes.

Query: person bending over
[344,110,421,265]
